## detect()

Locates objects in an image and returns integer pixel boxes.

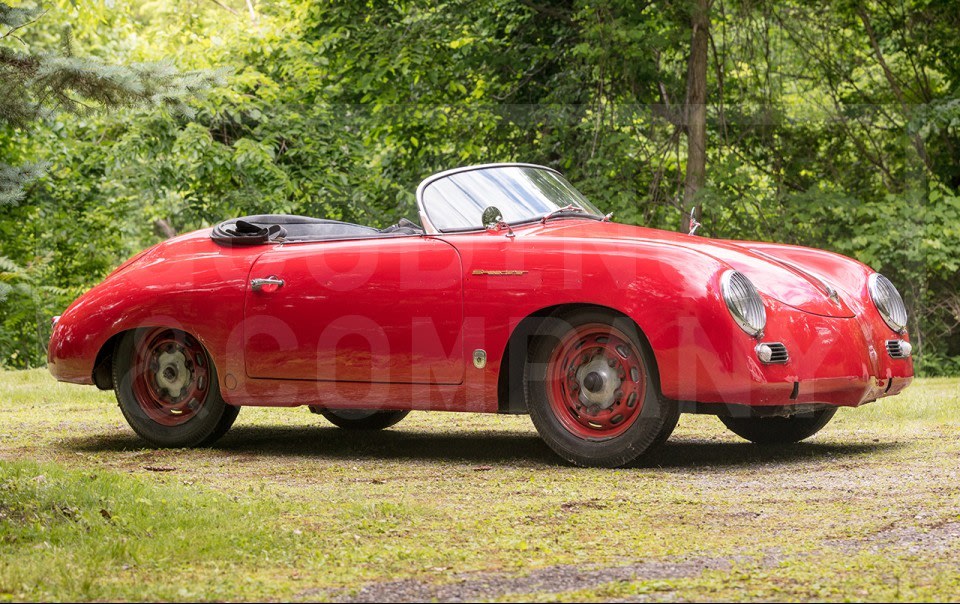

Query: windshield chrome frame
[416,162,593,235]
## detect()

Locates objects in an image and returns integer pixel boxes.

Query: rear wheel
[312,407,410,430]
[113,328,239,447]
[524,309,678,468]
[719,408,837,444]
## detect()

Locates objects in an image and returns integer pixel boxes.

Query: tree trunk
[681,0,710,233]
[153,219,177,239]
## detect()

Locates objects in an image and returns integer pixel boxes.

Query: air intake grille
[886,340,910,359]
[757,342,789,364]
[767,343,788,363]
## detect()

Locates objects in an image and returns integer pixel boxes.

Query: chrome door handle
[251,276,284,291]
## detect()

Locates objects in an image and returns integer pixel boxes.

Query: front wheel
[113,328,239,448]
[524,309,678,468]
[312,407,410,430]
[719,408,837,444]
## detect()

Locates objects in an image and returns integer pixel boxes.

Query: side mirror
[482,206,503,230]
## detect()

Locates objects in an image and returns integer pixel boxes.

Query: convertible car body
[48,163,914,467]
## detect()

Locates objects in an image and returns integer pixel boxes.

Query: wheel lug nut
[608,358,616,367]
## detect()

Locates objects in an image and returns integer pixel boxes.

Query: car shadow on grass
[63,425,903,470]
[639,438,902,469]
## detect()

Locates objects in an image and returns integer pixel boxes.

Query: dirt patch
[559,498,609,511]
[314,556,731,603]
[830,517,960,555]
[875,520,960,554]
[320,514,960,603]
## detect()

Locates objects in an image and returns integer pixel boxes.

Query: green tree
[0,0,220,366]
[0,2,220,203]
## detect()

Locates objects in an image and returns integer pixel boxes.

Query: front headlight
[868,273,908,333]
[720,270,767,337]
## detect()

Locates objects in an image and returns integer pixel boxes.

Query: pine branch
[0,3,42,31]
[0,4,226,205]
[0,163,47,206]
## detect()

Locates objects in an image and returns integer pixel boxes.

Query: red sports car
[48,163,914,467]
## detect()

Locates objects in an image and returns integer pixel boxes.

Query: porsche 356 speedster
[48,163,914,467]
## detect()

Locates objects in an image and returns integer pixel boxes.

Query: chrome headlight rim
[720,270,767,338]
[868,273,908,334]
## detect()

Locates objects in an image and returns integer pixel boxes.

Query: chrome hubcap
[155,348,191,399]
[576,356,621,410]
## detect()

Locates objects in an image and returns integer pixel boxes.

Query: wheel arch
[496,303,663,414]
[91,331,125,390]
[90,325,218,391]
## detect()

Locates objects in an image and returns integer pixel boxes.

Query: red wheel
[525,309,678,467]
[113,328,239,447]
[546,323,647,440]
[131,329,211,427]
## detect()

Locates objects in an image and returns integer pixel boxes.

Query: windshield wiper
[540,204,587,224]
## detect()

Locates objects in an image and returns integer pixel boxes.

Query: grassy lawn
[1,369,959,601]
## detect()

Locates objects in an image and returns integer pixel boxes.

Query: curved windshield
[420,165,603,232]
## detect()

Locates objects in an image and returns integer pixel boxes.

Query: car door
[243,236,464,384]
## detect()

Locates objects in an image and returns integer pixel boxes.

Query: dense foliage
[1,0,959,374]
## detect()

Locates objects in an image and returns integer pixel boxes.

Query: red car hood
[530,220,855,318]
